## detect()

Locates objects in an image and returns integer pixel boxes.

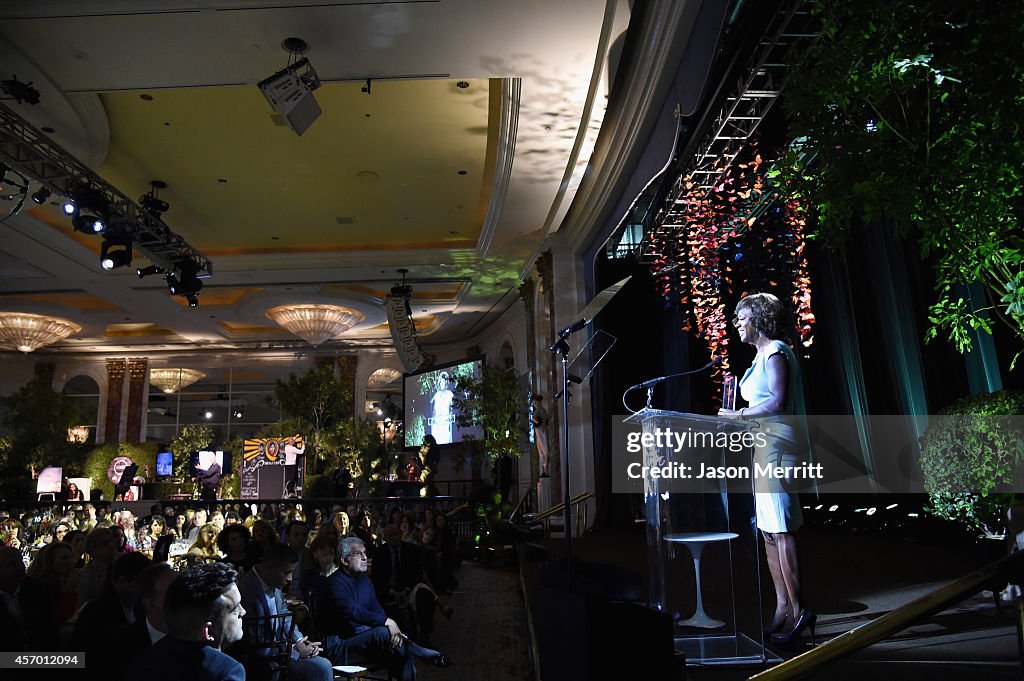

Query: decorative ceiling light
[265,303,364,346]
[368,367,402,387]
[149,367,206,393]
[0,312,81,352]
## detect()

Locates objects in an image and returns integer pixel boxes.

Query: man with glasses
[314,537,452,681]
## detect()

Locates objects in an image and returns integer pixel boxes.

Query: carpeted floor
[417,560,533,681]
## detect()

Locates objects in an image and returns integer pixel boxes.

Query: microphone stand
[549,334,574,592]
[622,357,723,413]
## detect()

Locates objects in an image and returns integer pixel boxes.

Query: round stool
[664,532,739,628]
[333,664,368,679]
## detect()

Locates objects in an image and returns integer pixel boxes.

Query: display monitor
[403,357,484,447]
[189,450,231,477]
[155,451,173,477]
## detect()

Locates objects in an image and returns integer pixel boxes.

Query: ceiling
[0,0,635,357]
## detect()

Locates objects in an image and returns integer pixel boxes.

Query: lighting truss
[0,100,212,278]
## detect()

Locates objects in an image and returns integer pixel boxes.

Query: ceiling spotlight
[100,237,132,270]
[139,180,169,216]
[62,199,76,215]
[31,186,51,204]
[73,213,107,234]
[137,264,164,279]
[186,294,199,307]
[166,261,203,297]
[204,410,213,420]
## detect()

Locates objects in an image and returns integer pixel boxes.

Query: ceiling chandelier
[265,303,364,346]
[150,367,206,393]
[0,312,81,352]
[368,367,402,387]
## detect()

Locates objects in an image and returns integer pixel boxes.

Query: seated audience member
[331,511,351,538]
[372,523,440,645]
[0,545,27,651]
[72,551,152,673]
[314,536,451,681]
[188,523,222,562]
[250,518,279,562]
[283,519,313,600]
[217,524,256,573]
[234,543,332,681]
[188,508,210,544]
[19,541,79,649]
[63,529,88,569]
[140,515,169,555]
[300,534,338,605]
[77,527,116,604]
[125,562,246,681]
[123,562,179,656]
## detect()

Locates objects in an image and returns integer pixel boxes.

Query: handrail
[509,486,536,523]
[534,492,593,521]
[444,502,469,518]
[748,549,1024,680]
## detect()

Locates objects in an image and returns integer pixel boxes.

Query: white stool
[664,532,739,628]
[333,664,368,679]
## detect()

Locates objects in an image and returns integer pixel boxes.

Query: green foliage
[919,389,1024,535]
[453,363,523,462]
[303,473,334,499]
[331,418,387,497]
[0,374,85,472]
[779,0,1024,356]
[271,365,354,470]
[170,424,216,482]
[83,442,158,501]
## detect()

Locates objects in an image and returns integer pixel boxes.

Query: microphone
[629,356,723,392]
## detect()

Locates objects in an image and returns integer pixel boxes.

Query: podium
[624,408,779,666]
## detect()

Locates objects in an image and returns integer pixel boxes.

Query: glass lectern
[624,408,780,666]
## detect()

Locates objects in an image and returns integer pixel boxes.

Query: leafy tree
[453,363,523,462]
[0,374,83,473]
[778,0,1024,362]
[270,365,353,471]
[170,423,215,482]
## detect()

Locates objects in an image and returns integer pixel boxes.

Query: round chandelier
[150,367,206,393]
[368,367,402,387]
[0,312,81,352]
[265,303,364,346]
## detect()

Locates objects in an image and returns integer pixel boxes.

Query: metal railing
[533,492,594,538]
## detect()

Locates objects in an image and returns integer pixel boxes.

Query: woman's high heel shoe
[763,612,789,639]
[770,609,816,647]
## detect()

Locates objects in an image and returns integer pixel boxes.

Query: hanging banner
[386,294,426,371]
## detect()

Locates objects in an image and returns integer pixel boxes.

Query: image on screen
[189,450,231,476]
[403,358,484,447]
[156,451,173,477]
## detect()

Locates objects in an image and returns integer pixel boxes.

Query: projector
[257,57,322,136]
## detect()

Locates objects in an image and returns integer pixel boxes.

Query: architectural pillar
[337,355,358,419]
[125,359,148,443]
[102,359,126,444]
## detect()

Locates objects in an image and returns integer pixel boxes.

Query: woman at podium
[718,292,813,645]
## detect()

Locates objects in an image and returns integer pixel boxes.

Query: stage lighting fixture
[137,264,163,279]
[139,180,170,216]
[62,199,76,215]
[100,238,132,270]
[73,213,107,234]
[186,294,199,307]
[257,44,322,136]
[166,261,203,296]
[31,186,51,204]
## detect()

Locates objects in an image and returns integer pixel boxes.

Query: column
[102,359,126,444]
[125,359,148,443]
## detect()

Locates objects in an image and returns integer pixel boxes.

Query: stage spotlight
[186,294,199,307]
[31,186,51,204]
[204,410,213,420]
[166,261,203,297]
[73,213,107,234]
[137,264,163,279]
[62,199,76,215]
[100,238,132,270]
[140,181,170,216]
[165,271,181,294]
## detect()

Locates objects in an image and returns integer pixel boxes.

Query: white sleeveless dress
[739,339,805,533]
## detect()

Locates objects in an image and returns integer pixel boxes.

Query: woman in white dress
[718,292,814,645]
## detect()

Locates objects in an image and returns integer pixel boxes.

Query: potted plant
[919,389,1024,537]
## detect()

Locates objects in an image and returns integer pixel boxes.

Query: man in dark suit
[121,562,179,657]
[125,562,247,681]
[234,543,332,681]
[315,536,451,681]
[371,524,438,644]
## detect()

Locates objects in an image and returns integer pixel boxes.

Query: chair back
[242,612,295,681]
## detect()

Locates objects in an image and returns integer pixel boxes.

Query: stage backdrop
[242,435,305,499]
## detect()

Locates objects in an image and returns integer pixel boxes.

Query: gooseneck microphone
[623,356,723,412]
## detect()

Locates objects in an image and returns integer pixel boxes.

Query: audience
[0,545,27,651]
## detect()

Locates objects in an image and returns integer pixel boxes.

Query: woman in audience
[62,529,88,569]
[185,522,220,562]
[353,509,377,549]
[331,510,351,537]
[399,513,417,544]
[216,523,254,573]
[19,541,79,648]
[138,515,167,555]
[51,521,72,544]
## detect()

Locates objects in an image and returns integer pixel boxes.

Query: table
[663,532,739,628]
